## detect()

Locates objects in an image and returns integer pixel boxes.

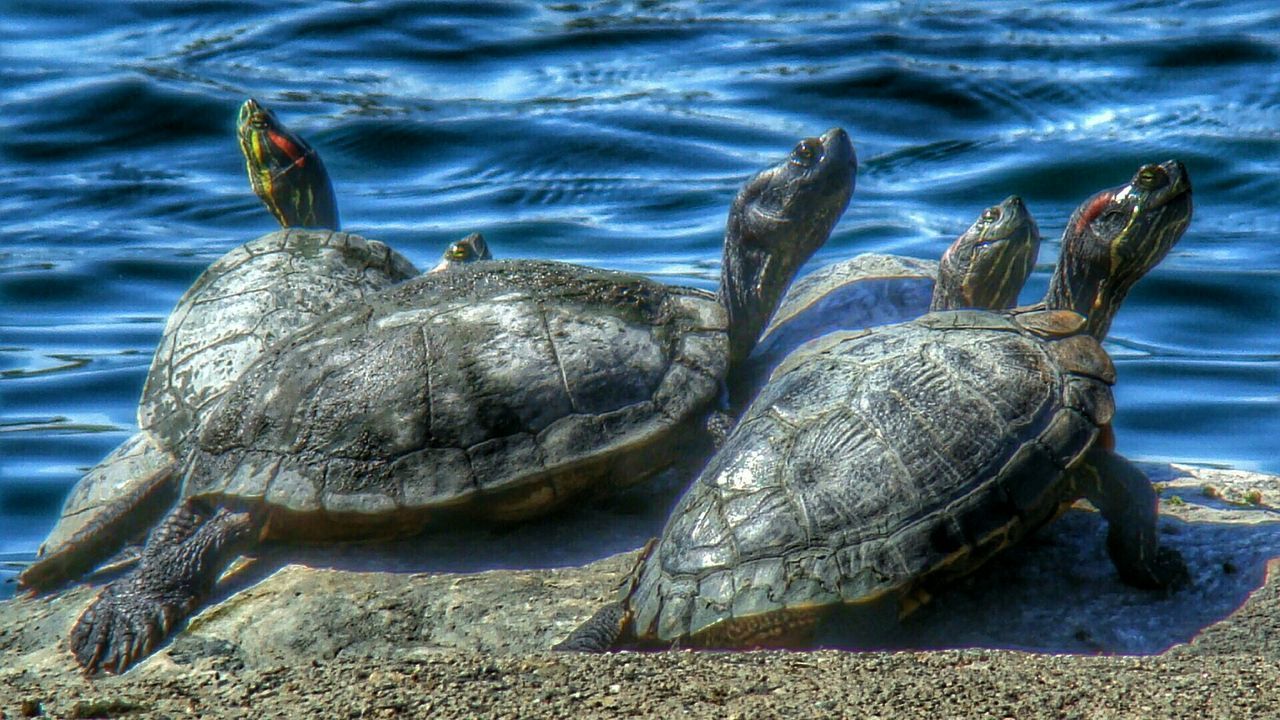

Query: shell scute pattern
[1064,376,1114,427]
[183,260,725,517]
[263,464,318,514]
[55,434,164,520]
[542,301,668,415]
[630,318,1104,643]
[1049,333,1117,384]
[141,230,415,448]
[219,450,280,503]
[394,448,476,508]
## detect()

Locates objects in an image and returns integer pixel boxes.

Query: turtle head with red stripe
[237,98,341,231]
[1045,160,1192,340]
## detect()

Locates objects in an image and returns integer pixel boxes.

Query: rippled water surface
[2,1,1278,593]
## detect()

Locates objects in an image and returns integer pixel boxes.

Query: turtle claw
[70,581,182,675]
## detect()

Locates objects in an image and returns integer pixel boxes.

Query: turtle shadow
[200,465,693,606]
[29,463,1276,665]
[193,462,1280,659]
[816,464,1280,656]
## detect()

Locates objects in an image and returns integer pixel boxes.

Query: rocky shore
[2,463,1278,719]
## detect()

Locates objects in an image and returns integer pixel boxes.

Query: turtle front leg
[69,499,261,674]
[1072,446,1189,591]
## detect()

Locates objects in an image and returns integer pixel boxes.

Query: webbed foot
[1075,446,1192,594]
[67,502,259,674]
[70,575,191,674]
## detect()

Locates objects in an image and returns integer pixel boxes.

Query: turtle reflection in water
[66,129,856,674]
[558,161,1192,652]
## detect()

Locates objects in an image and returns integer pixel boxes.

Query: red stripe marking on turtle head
[267,129,305,164]
[1073,190,1115,235]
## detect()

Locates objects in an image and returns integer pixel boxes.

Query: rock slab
[2,463,1279,718]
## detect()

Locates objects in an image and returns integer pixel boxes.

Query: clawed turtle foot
[70,579,189,675]
[68,503,257,675]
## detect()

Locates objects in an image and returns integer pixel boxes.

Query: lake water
[2,1,1278,595]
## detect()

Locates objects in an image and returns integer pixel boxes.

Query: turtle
[431,231,493,272]
[734,195,1040,400]
[64,127,856,673]
[19,100,489,592]
[555,159,1193,652]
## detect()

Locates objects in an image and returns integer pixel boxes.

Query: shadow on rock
[1,463,1277,676]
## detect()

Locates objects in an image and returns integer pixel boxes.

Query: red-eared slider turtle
[65,128,856,673]
[238,98,340,230]
[736,195,1039,398]
[19,100,489,592]
[556,160,1192,652]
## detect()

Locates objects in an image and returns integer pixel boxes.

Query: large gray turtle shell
[139,229,418,449]
[182,259,728,531]
[39,230,417,560]
[739,254,937,399]
[763,253,938,341]
[627,310,1115,645]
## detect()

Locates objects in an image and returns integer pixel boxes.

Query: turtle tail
[554,538,658,652]
[553,601,629,652]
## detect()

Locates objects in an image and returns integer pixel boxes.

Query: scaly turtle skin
[66,129,856,674]
[556,160,1192,652]
[19,100,434,592]
[738,195,1039,398]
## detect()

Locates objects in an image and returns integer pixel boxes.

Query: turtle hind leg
[19,442,179,594]
[553,601,628,652]
[69,499,261,674]
[1073,446,1190,591]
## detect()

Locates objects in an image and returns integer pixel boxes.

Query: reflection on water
[2,1,1279,593]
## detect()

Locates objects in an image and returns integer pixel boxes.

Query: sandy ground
[2,634,1280,719]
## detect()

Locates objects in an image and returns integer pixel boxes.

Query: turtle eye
[1135,164,1167,190]
[447,244,467,260]
[789,139,820,167]
[250,113,269,130]
[981,207,1001,223]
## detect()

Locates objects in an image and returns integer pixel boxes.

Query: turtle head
[1045,160,1192,340]
[430,232,493,272]
[236,98,341,231]
[720,127,856,367]
[931,195,1040,311]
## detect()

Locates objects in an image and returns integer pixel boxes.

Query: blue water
[2,2,1278,595]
